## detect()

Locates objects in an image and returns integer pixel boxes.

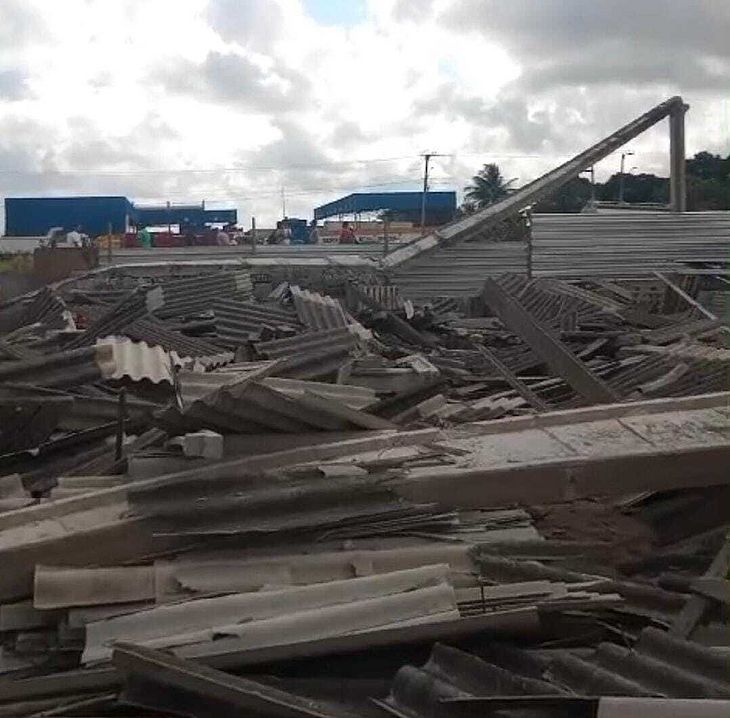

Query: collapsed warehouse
[0,96,729,717]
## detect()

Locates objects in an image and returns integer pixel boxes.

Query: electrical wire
[0,152,560,178]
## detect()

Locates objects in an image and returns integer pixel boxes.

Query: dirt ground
[529,498,656,570]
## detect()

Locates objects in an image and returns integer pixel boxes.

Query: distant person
[225,224,238,244]
[45,226,64,248]
[216,226,231,246]
[269,222,290,245]
[308,219,320,244]
[66,225,83,247]
[338,221,357,244]
[137,225,153,248]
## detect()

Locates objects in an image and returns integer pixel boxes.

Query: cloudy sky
[1,0,728,229]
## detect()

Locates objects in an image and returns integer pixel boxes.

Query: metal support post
[670,104,688,212]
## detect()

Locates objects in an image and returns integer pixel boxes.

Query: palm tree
[463,163,516,209]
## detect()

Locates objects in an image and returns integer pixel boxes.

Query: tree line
[460,151,730,214]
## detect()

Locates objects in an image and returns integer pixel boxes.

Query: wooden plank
[481,278,619,404]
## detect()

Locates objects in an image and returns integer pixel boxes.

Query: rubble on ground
[0,263,728,717]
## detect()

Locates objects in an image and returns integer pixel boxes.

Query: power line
[0,151,566,178]
[0,155,419,177]
[129,177,455,203]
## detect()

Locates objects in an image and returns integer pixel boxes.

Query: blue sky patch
[303,0,367,27]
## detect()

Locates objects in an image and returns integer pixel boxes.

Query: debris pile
[0,264,728,716]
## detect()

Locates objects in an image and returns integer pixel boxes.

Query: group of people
[266,220,358,245]
[134,223,241,248]
[43,225,92,248]
[44,219,360,249]
[215,224,238,246]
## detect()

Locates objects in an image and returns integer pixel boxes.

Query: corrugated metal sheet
[66,286,163,349]
[387,212,730,299]
[153,271,252,319]
[212,297,301,346]
[354,284,404,311]
[95,338,174,385]
[19,288,69,330]
[385,628,730,717]
[290,286,351,330]
[548,627,730,698]
[0,346,103,387]
[390,243,528,300]
[122,317,229,359]
[0,338,173,389]
[255,327,361,359]
[159,367,381,434]
[531,212,730,277]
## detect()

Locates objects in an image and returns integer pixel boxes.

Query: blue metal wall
[3,197,237,236]
[4,196,131,237]
[132,205,237,228]
[314,191,457,222]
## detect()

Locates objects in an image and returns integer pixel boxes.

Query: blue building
[4,196,237,237]
[4,196,132,237]
[313,191,457,225]
[132,203,237,230]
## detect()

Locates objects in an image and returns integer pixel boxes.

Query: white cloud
[0,0,728,231]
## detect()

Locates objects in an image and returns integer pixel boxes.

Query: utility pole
[281,187,286,219]
[420,152,448,235]
[618,151,634,204]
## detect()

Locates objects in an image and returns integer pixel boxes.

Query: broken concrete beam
[394,443,730,509]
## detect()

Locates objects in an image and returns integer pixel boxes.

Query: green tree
[597,173,669,204]
[687,151,730,181]
[463,163,516,210]
[533,177,593,213]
